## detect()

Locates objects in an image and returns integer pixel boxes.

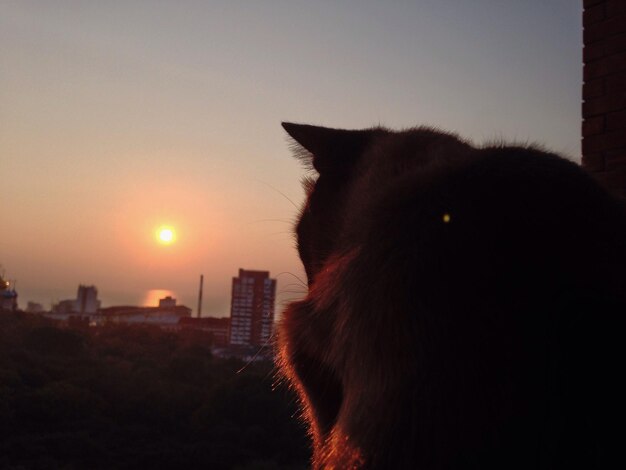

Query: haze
[0,1,581,315]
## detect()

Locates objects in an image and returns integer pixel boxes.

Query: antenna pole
[197,274,204,318]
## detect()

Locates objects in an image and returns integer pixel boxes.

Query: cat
[276,122,626,469]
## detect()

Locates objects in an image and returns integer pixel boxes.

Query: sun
[156,226,176,245]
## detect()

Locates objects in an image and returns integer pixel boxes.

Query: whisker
[255,179,300,210]
[280,283,308,291]
[267,231,296,237]
[275,271,308,287]
[235,327,278,374]
[249,218,294,225]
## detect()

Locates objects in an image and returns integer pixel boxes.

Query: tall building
[76,285,100,314]
[229,269,276,346]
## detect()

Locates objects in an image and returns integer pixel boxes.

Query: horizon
[1,1,581,317]
[12,271,287,317]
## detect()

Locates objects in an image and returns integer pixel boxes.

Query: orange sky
[0,1,581,316]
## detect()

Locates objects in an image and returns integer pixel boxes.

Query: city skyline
[1,1,581,315]
[1,265,272,315]
[8,268,277,319]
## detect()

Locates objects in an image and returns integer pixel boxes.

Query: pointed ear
[282,122,382,174]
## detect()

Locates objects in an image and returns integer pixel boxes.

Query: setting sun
[156,226,176,245]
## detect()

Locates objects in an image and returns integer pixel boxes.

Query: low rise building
[26,302,45,313]
[98,296,191,326]
[178,316,230,346]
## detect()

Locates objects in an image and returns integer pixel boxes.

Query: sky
[1,0,582,316]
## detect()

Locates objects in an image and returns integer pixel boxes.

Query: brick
[583,116,606,136]
[584,14,626,43]
[582,128,626,153]
[606,148,626,170]
[583,78,606,99]
[582,151,606,171]
[583,32,626,61]
[591,168,626,197]
[605,70,626,93]
[606,109,626,130]
[582,90,626,117]
[584,51,626,80]
[607,0,626,17]
[584,3,606,25]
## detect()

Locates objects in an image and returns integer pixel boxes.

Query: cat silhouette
[277,123,625,469]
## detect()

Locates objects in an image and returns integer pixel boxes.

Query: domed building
[0,272,18,311]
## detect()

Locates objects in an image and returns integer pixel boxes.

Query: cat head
[282,123,387,283]
[282,122,469,284]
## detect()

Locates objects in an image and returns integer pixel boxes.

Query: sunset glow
[143,289,176,307]
[1,1,581,311]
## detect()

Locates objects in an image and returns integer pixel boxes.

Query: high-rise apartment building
[229,269,276,346]
[76,285,100,314]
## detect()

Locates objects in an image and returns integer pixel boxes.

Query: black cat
[277,123,626,469]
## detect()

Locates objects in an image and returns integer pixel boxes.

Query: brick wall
[582,0,626,198]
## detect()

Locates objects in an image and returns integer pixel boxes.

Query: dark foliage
[0,312,309,469]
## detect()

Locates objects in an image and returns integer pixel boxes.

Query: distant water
[20,287,267,319]
[102,289,228,315]
[20,288,178,310]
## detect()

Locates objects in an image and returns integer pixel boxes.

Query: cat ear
[282,122,381,174]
